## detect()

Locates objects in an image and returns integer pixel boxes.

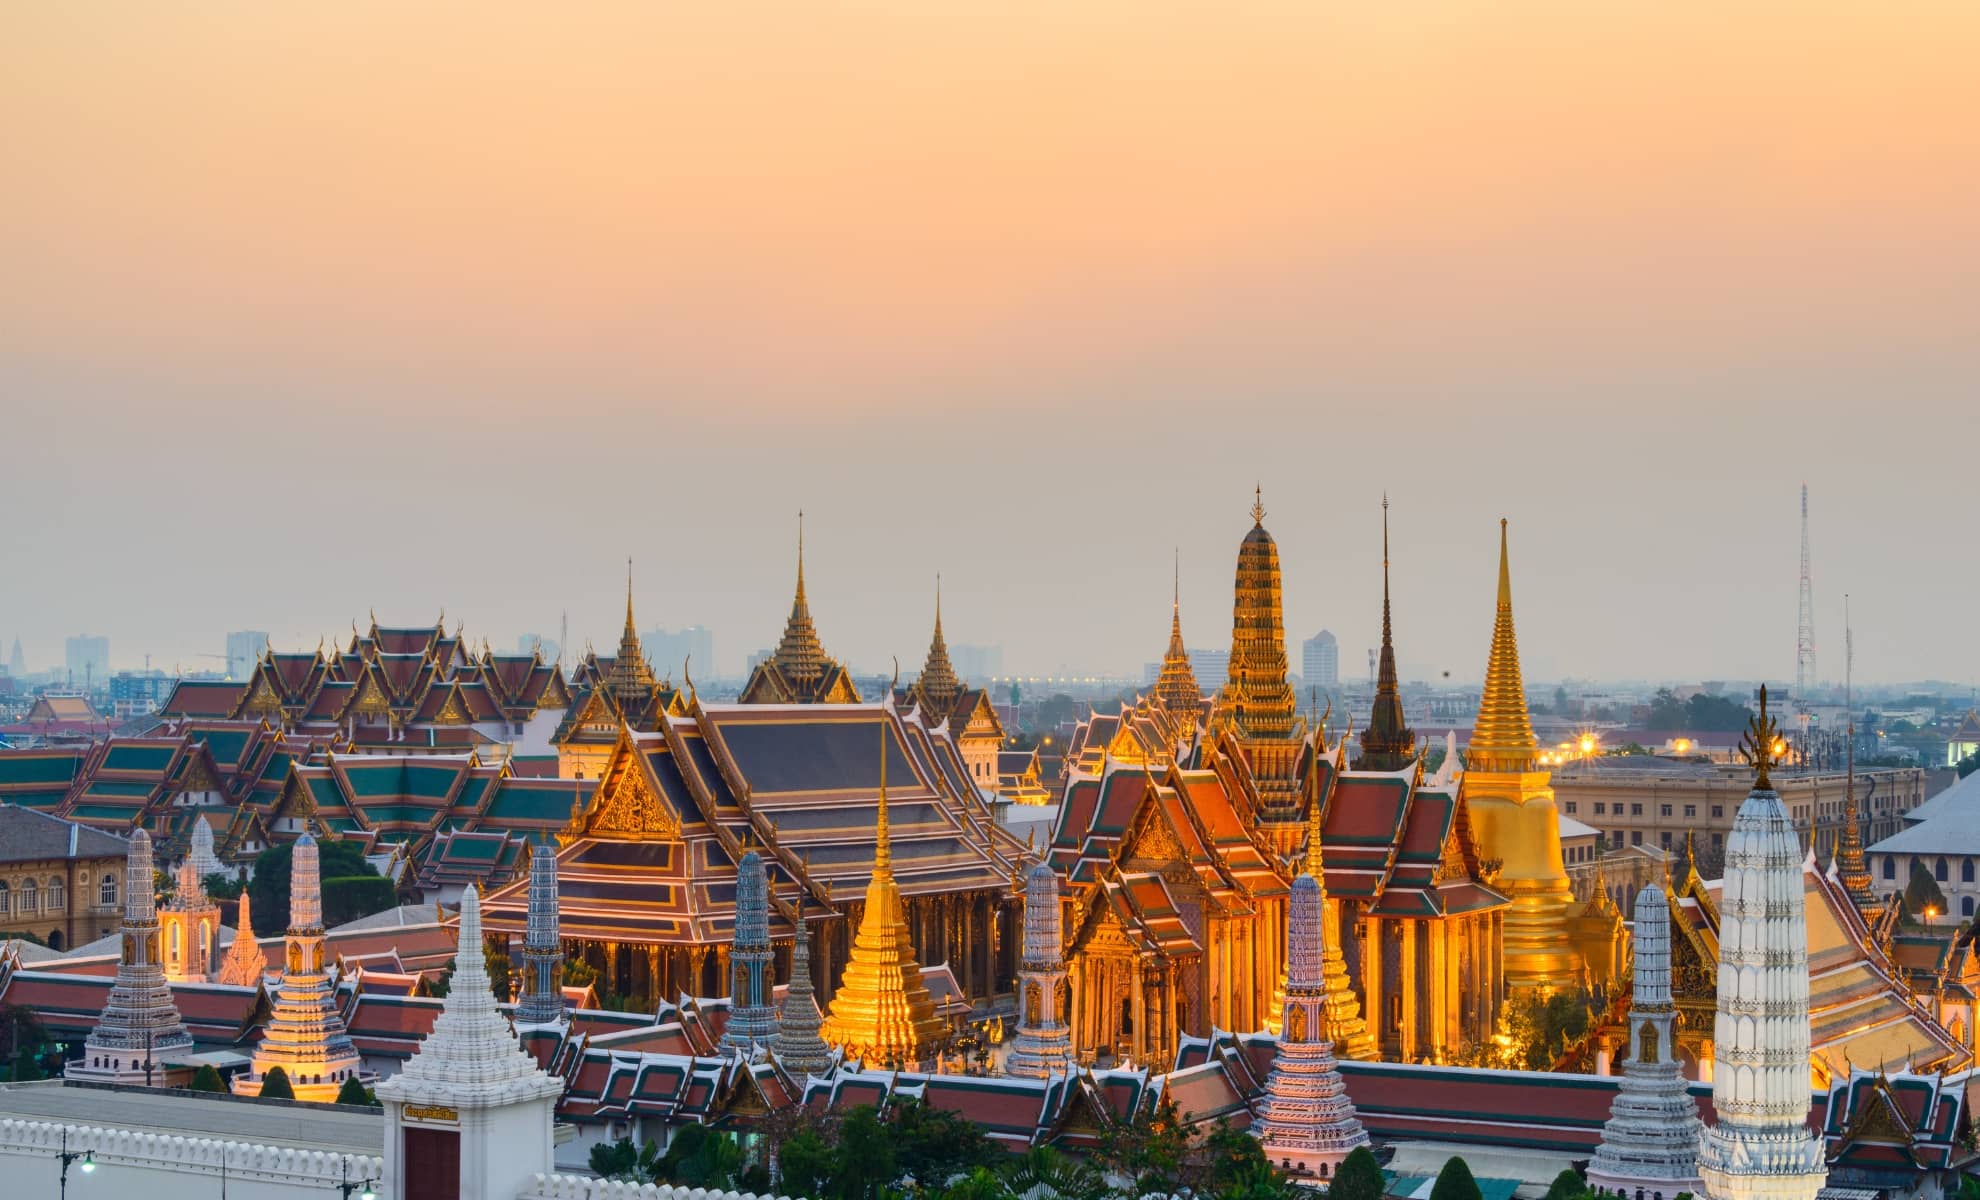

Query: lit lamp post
[56,1128,95,1198]
[336,1155,377,1200]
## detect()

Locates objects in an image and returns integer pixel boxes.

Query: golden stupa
[1458,520,1582,993]
[819,715,945,1066]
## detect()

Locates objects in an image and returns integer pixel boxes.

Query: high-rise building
[225,631,268,681]
[5,635,22,677]
[1301,630,1339,690]
[65,634,109,686]
[643,625,715,681]
[950,643,1002,681]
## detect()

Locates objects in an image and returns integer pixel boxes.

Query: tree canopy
[1332,1146,1388,1200]
[1906,860,1950,919]
[1430,1156,1483,1200]
[248,838,386,933]
[258,1065,295,1100]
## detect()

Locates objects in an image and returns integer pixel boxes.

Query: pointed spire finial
[796,509,807,603]
[1252,484,1266,526]
[1173,547,1180,616]
[625,557,637,635]
[1740,684,1783,791]
[875,706,892,873]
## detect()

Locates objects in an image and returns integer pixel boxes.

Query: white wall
[0,1118,384,1200]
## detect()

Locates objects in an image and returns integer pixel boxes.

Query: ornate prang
[768,913,833,1079]
[719,850,780,1058]
[1253,873,1370,1178]
[233,832,363,1101]
[514,840,566,1027]
[1588,885,1703,1196]
[69,830,194,1086]
[1006,864,1074,1078]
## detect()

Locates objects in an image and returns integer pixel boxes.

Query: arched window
[1964,896,1975,918]
[0,881,9,917]
[1885,856,1897,880]
[100,874,117,907]
[1964,860,1975,884]
[19,879,36,914]
[47,878,63,912]
[1937,857,1950,883]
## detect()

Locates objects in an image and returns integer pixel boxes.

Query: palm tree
[1001,1145,1106,1200]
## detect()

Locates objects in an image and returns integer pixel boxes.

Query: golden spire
[1361,494,1415,769]
[1155,548,1202,714]
[1740,685,1783,791]
[1469,519,1540,773]
[603,559,657,704]
[1252,483,1266,526]
[912,575,962,716]
[1304,766,1326,878]
[1837,595,1872,903]
[772,510,832,686]
[818,712,943,1065]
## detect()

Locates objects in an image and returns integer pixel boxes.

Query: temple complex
[1588,884,1702,1197]
[1696,691,1828,1200]
[234,832,366,1101]
[67,829,194,1085]
[738,518,861,705]
[1252,872,1370,1180]
[483,698,1028,1016]
[1458,520,1585,994]
[1006,863,1074,1078]
[818,723,946,1066]
[719,849,780,1058]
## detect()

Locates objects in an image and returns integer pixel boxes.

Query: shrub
[259,1065,294,1100]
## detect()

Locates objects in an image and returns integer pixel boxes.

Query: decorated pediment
[958,693,1005,741]
[821,671,861,705]
[1120,800,1187,869]
[349,670,393,717]
[433,684,473,726]
[237,673,286,718]
[580,736,681,841]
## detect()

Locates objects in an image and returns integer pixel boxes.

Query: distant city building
[64,634,109,687]
[518,632,561,664]
[225,631,268,681]
[1188,648,1231,693]
[1301,630,1339,690]
[950,643,1002,681]
[643,625,715,680]
[108,671,175,718]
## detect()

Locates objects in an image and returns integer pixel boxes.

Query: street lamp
[337,1154,377,1200]
[57,1128,95,1198]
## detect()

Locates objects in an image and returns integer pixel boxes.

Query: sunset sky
[3,3,1976,685]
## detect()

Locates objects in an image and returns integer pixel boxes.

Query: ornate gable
[236,672,286,720]
[576,730,681,841]
[957,692,1005,743]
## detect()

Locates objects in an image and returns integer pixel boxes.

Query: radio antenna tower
[1796,484,1817,698]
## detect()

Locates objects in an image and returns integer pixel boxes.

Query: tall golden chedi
[819,715,945,1066]
[1457,520,1582,993]
[1220,488,1306,854]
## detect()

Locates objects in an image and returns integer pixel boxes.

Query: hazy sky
[3,4,1976,686]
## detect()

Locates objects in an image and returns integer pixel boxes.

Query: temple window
[1964,859,1975,884]
[1630,803,1643,816]
[1964,897,1975,917]
[1660,804,1672,817]
[47,879,63,912]
[0,881,9,917]
[1712,806,1723,818]
[1684,805,1696,818]
[1564,802,1577,814]
[1937,857,1950,882]
[19,879,35,914]
[1594,802,1605,815]
[1884,857,1896,880]
[101,875,117,906]
[1630,832,1642,846]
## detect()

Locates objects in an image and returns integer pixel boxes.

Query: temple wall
[519,1173,791,1199]
[0,1117,384,1200]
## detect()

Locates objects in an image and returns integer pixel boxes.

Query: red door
[402,1127,460,1200]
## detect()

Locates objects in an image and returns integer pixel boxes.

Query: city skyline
[4,4,1976,685]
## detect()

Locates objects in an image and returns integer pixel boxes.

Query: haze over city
[4,3,1976,683]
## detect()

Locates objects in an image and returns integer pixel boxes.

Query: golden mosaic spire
[1227,487,1297,740]
[1837,598,1872,904]
[819,714,944,1066]
[773,511,832,688]
[912,576,962,716]
[1469,520,1539,772]
[1360,495,1415,770]
[1154,550,1203,714]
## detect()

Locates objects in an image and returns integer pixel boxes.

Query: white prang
[376,884,566,1200]
[1696,785,1827,1200]
[1252,872,1369,1179]
[1588,884,1703,1196]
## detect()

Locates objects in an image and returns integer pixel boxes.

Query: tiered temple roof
[739,519,860,705]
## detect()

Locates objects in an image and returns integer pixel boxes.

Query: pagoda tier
[739,516,860,705]
[768,915,834,1079]
[1698,695,1827,1200]
[1589,884,1702,1196]
[234,833,364,1102]
[1254,873,1369,1179]
[68,829,193,1086]
[818,721,945,1067]
[1007,864,1074,1079]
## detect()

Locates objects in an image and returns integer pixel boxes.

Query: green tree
[0,1004,50,1082]
[589,1137,660,1182]
[1906,860,1950,919]
[941,1167,1010,1200]
[1957,750,1980,779]
[203,873,246,900]
[335,1076,379,1106]
[890,1097,1001,1185]
[248,839,382,933]
[1647,688,1687,729]
[190,1064,227,1093]
[1333,1147,1387,1200]
[1505,988,1595,1070]
[259,1065,295,1100]
[1093,1092,1189,1193]
[1001,1146,1104,1200]
[830,1106,899,1200]
[655,1124,745,1189]
[1201,1123,1296,1200]
[1684,692,1753,733]
[1430,1156,1483,1200]
[778,1128,836,1200]
[322,876,397,927]
[1545,1168,1588,1200]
